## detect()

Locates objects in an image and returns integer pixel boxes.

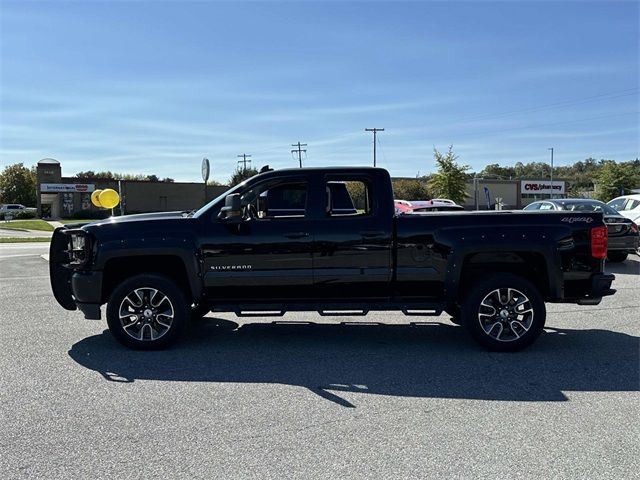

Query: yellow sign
[99,189,120,209]
[91,189,103,207]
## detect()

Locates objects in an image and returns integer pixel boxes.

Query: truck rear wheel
[106,274,189,350]
[462,274,546,352]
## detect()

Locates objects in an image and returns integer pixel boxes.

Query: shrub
[0,210,37,220]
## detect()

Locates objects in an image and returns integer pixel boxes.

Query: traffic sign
[202,158,210,183]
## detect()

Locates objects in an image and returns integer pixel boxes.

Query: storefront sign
[520,180,565,195]
[41,183,95,193]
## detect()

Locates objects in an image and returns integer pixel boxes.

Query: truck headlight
[67,231,90,265]
[70,234,85,251]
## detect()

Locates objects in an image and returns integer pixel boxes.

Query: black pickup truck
[50,167,615,351]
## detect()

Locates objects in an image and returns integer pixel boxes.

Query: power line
[365,128,384,166]
[450,88,639,125]
[237,153,252,170]
[435,111,639,142]
[291,142,307,168]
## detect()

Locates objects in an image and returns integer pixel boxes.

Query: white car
[0,204,37,218]
[607,194,640,224]
[0,204,27,213]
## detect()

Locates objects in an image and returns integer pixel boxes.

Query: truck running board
[235,310,285,317]
[210,302,445,318]
[402,309,440,316]
[318,310,369,316]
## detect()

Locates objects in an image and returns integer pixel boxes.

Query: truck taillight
[591,225,608,259]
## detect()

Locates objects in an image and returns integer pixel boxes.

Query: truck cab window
[242,181,307,219]
[326,180,371,217]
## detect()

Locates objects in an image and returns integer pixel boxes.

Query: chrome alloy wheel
[118,288,175,341]
[477,287,534,342]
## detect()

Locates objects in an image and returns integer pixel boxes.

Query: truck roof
[264,166,387,174]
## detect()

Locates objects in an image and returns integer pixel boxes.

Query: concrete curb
[0,227,30,233]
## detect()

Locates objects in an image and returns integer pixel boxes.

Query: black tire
[106,274,189,350]
[607,251,628,263]
[191,303,211,320]
[462,274,546,352]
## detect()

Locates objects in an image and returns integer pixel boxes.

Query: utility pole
[237,153,252,170]
[548,147,554,199]
[291,142,307,168]
[474,174,479,210]
[365,128,384,167]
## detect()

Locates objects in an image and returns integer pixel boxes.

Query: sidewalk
[0,227,52,238]
[0,220,63,241]
[1,220,87,242]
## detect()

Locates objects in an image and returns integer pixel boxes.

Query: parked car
[411,200,464,213]
[607,194,640,224]
[524,199,639,262]
[0,204,28,213]
[394,200,414,214]
[51,167,615,352]
[394,199,463,214]
[0,203,37,219]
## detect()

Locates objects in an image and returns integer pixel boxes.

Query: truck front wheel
[106,274,189,350]
[462,274,546,352]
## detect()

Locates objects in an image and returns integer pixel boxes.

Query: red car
[395,199,463,214]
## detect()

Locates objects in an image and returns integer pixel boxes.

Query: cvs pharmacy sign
[521,180,565,195]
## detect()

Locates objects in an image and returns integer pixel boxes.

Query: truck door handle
[360,230,385,238]
[284,232,310,239]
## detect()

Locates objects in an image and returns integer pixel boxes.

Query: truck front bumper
[72,271,103,320]
[50,227,103,320]
[576,273,616,305]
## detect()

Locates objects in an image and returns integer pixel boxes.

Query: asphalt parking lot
[1,243,638,479]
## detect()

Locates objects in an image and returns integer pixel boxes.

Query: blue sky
[0,0,638,183]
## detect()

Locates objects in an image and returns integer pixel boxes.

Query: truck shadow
[606,258,640,275]
[68,318,639,408]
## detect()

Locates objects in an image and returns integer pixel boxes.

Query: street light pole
[548,147,554,199]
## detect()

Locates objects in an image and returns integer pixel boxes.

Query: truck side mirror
[218,194,242,223]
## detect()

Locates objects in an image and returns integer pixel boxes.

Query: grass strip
[0,237,51,243]
[0,220,54,231]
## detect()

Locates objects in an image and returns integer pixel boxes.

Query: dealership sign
[41,183,96,193]
[521,180,565,195]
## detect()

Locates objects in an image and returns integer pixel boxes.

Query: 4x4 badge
[561,217,593,224]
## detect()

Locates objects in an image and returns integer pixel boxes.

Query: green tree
[594,161,639,202]
[427,146,469,204]
[344,181,366,209]
[229,166,259,187]
[0,163,37,206]
[392,178,430,200]
[74,170,98,179]
[480,163,514,179]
